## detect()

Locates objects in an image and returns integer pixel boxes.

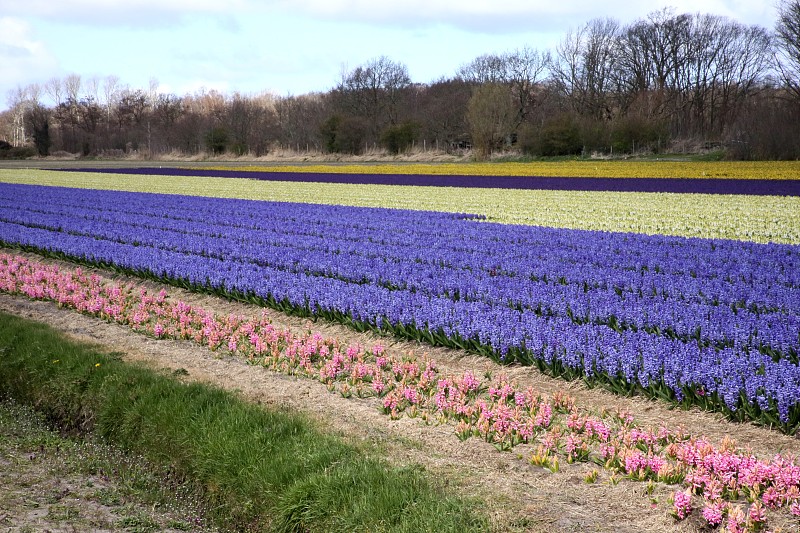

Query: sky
[0,0,779,111]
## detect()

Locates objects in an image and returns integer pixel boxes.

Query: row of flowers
[61,166,800,196]
[1,251,798,531]
[2,169,799,244]
[189,161,800,180]
[1,183,798,433]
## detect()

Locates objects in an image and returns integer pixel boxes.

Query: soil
[1,258,799,532]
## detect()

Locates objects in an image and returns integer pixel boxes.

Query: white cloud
[0,17,58,105]
[0,0,250,27]
[274,0,776,32]
[0,0,776,32]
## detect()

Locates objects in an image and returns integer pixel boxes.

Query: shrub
[519,114,583,156]
[380,122,419,154]
[610,116,669,154]
[320,115,368,154]
[204,127,229,155]
[0,145,38,160]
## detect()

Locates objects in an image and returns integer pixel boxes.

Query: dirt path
[2,262,799,532]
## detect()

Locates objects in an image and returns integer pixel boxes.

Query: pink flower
[402,386,420,405]
[726,505,746,533]
[748,501,766,524]
[459,371,480,393]
[372,378,386,395]
[534,402,552,428]
[382,392,399,411]
[791,502,800,516]
[672,489,692,520]
[701,503,723,526]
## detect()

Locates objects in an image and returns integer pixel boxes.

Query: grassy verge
[0,311,487,532]
[0,398,214,532]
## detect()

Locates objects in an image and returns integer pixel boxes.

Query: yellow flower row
[193,161,800,179]
[2,169,798,244]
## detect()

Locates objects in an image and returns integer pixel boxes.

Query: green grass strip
[0,311,487,532]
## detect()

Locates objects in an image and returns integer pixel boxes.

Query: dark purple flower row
[54,167,800,196]
[1,183,799,430]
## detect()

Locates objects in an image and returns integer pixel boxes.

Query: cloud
[0,0,249,28]
[273,0,589,32]
[0,17,57,104]
[274,0,776,33]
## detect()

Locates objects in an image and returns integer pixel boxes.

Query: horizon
[0,1,779,112]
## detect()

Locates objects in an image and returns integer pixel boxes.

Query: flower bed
[55,166,800,195]
[1,251,798,532]
[1,183,799,434]
[3,169,799,244]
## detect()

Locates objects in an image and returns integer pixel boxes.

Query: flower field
[193,161,800,179]
[1,168,799,244]
[56,166,800,195]
[1,182,799,436]
[2,251,799,531]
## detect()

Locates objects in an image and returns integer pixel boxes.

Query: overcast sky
[0,0,779,111]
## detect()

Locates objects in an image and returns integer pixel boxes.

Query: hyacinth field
[55,165,800,195]
[3,167,800,243]
[1,164,799,531]
[1,251,800,531]
[1,179,799,433]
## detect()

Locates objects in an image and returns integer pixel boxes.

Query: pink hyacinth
[6,252,800,531]
[748,501,766,524]
[672,489,692,520]
[701,503,724,526]
[402,386,420,405]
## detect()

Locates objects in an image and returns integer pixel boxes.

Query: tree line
[2,4,800,161]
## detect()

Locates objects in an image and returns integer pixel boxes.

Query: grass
[0,310,488,532]
[0,397,210,531]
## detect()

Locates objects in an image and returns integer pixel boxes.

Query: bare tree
[25,103,51,156]
[5,86,28,146]
[44,77,64,107]
[223,92,278,156]
[552,18,622,121]
[409,78,472,151]
[673,14,773,137]
[616,10,771,139]
[458,47,550,129]
[776,0,800,100]
[85,76,100,102]
[64,74,82,103]
[336,56,412,141]
[457,54,507,84]
[616,9,693,120]
[114,88,150,131]
[101,75,120,128]
[712,23,772,132]
[507,47,550,128]
[25,83,42,106]
[275,93,329,151]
